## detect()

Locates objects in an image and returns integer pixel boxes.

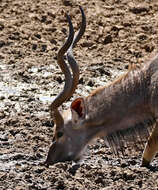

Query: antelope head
[45,7,87,166]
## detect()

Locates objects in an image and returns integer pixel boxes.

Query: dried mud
[1,0,158,189]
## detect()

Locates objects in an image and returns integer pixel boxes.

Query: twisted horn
[50,14,74,128]
[66,6,86,97]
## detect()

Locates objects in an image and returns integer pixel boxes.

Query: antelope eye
[57,131,63,138]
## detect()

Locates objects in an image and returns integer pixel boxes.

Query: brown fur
[88,63,141,98]
[45,7,158,167]
[46,54,158,166]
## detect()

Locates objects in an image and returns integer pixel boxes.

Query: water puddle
[37,95,54,104]
[0,153,42,172]
[0,160,17,171]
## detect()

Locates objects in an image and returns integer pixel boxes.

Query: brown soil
[0,0,158,189]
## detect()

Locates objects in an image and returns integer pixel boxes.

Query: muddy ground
[1,0,158,189]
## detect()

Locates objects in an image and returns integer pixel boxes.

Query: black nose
[66,155,74,162]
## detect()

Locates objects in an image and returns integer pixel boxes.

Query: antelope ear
[71,98,86,124]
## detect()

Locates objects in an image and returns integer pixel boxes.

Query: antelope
[45,6,158,168]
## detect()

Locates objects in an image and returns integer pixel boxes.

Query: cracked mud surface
[0,0,158,189]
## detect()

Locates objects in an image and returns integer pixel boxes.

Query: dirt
[1,0,158,189]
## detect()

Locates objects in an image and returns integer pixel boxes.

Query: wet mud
[1,0,158,189]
